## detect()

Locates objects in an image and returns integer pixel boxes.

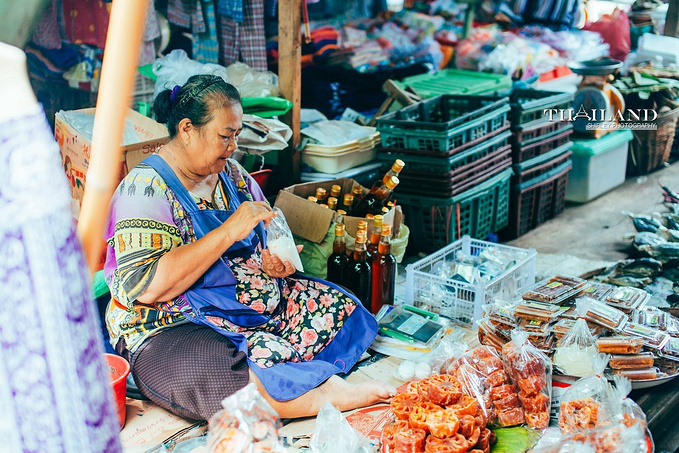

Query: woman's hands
[262,245,304,278]
[221,201,276,243]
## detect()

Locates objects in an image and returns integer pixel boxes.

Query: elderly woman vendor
[105,74,395,421]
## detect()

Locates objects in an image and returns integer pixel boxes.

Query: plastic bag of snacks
[446,346,525,428]
[612,376,646,430]
[502,330,552,430]
[531,422,646,453]
[557,355,617,434]
[208,383,285,453]
[553,304,598,377]
[384,374,496,453]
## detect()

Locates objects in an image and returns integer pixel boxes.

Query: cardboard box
[274,178,403,244]
[55,108,169,218]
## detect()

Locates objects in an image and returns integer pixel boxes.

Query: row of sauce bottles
[326,215,395,315]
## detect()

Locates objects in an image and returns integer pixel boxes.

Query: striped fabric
[194,0,221,63]
[218,0,267,70]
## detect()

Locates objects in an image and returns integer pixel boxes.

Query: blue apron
[143,155,378,401]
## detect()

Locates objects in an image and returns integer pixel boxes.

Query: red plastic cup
[105,353,131,428]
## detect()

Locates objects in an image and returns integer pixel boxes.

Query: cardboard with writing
[55,108,169,218]
[274,178,402,244]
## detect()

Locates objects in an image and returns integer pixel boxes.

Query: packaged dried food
[557,355,617,434]
[208,383,285,453]
[518,318,552,334]
[631,307,668,330]
[579,282,614,301]
[612,368,658,380]
[660,337,679,362]
[523,275,586,303]
[447,346,522,428]
[530,334,556,355]
[667,316,679,338]
[560,306,578,320]
[609,353,654,370]
[613,375,647,429]
[485,302,518,331]
[553,319,602,340]
[502,330,552,430]
[622,322,671,350]
[514,301,566,323]
[477,318,509,352]
[577,297,627,331]
[596,336,644,354]
[605,287,649,312]
[554,303,602,377]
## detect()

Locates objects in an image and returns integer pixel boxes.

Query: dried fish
[614,258,663,278]
[602,275,653,288]
[639,243,679,263]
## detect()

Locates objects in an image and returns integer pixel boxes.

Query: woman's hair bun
[153,89,173,124]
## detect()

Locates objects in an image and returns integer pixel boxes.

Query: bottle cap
[337,209,347,215]
[331,184,341,196]
[357,220,368,231]
[373,215,383,228]
[393,159,405,172]
[307,196,318,203]
[315,188,327,197]
[320,204,329,209]
[381,224,392,237]
[352,186,363,196]
[343,194,354,205]
[387,201,395,208]
[385,176,399,190]
[366,214,374,219]
[356,231,367,243]
[335,223,345,236]
[327,197,338,209]
[382,206,389,214]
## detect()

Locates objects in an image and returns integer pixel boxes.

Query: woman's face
[186,102,243,176]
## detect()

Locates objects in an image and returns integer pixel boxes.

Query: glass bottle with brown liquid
[371,224,396,314]
[340,194,355,213]
[369,159,405,193]
[330,184,342,199]
[327,197,338,210]
[367,215,383,262]
[326,223,349,285]
[345,230,371,309]
[315,187,327,204]
[349,176,399,217]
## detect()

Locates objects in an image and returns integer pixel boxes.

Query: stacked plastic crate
[376,95,513,253]
[503,90,575,240]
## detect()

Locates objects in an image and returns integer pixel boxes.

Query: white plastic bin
[404,236,537,325]
[566,130,633,203]
[301,132,380,173]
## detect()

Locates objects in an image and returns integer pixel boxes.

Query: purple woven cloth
[0,106,121,452]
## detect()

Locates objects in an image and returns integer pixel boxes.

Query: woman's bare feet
[250,371,396,419]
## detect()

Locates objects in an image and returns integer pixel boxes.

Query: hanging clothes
[217,0,244,22]
[61,0,110,48]
[0,105,121,451]
[218,0,268,71]
[140,1,162,65]
[194,0,221,64]
[31,0,62,50]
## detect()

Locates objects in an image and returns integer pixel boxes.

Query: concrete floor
[508,161,679,272]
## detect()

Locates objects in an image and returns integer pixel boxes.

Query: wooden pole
[77,0,148,272]
[278,0,302,183]
[665,0,679,37]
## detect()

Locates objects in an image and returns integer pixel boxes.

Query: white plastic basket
[404,236,536,325]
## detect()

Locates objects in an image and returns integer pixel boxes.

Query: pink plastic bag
[583,9,631,61]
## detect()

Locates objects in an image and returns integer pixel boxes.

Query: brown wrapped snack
[609,353,654,370]
[596,336,644,354]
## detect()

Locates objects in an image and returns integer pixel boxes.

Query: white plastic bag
[225,62,279,98]
[553,304,598,377]
[309,403,372,453]
[207,383,285,453]
[267,208,304,272]
[152,50,230,100]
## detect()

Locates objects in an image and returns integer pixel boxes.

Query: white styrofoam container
[404,236,537,325]
[566,130,633,203]
[638,33,679,64]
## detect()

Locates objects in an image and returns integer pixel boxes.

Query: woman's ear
[177,118,193,145]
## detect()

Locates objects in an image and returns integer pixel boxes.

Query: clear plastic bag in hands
[266,207,304,272]
[310,403,372,453]
[208,383,285,453]
[553,304,598,377]
[557,354,617,435]
[502,330,553,430]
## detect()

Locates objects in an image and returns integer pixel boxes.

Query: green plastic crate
[394,69,513,98]
[397,168,513,252]
[377,95,510,155]
[509,89,574,126]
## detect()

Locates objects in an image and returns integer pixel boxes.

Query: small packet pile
[208,384,285,453]
[266,207,304,272]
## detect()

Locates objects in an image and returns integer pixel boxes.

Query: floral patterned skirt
[206,251,357,368]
